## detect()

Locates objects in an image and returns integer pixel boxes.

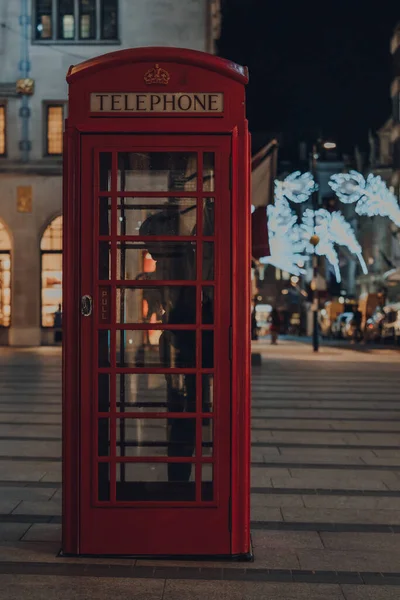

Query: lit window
[0,222,11,328]
[46,105,64,155]
[34,0,118,41]
[35,0,53,39]
[80,0,96,39]
[41,216,63,327]
[0,106,5,156]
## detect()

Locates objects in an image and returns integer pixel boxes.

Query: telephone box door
[79,134,232,555]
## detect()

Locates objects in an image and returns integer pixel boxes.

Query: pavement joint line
[252,417,400,421]
[252,462,400,470]
[250,487,400,496]
[250,521,400,533]
[0,481,61,488]
[251,407,400,412]
[252,427,400,434]
[252,442,400,450]
[0,561,399,585]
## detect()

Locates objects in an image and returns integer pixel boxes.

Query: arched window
[0,222,11,327]
[41,216,62,327]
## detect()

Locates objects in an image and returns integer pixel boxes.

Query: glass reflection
[116,330,196,368]
[116,286,196,324]
[116,373,196,413]
[117,242,196,281]
[116,463,196,502]
[203,198,214,235]
[116,418,196,458]
[117,152,197,192]
[203,153,215,192]
[117,197,197,236]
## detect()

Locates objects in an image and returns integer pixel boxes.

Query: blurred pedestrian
[269,308,281,345]
[53,304,62,343]
[351,305,362,343]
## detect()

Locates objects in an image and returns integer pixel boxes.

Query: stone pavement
[1,341,400,598]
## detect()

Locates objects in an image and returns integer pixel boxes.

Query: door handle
[81,294,93,317]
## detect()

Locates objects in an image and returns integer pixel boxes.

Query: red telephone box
[63,47,251,558]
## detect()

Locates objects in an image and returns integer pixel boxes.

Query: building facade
[0,0,221,345]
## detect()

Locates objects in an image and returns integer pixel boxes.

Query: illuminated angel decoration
[259,172,369,283]
[275,171,317,204]
[298,209,368,284]
[259,198,307,276]
[329,171,400,227]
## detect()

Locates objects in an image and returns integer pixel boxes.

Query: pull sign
[98,287,110,323]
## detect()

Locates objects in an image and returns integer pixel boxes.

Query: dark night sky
[218,1,400,155]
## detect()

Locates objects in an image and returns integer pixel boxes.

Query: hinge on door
[229,326,233,361]
[228,496,232,532]
[229,154,232,190]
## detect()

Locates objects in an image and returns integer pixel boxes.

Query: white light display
[275,171,317,204]
[260,199,307,276]
[329,170,366,204]
[329,171,400,227]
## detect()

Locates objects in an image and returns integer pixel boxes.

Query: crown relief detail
[144,64,170,85]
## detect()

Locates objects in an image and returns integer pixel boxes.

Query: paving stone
[12,501,61,516]
[252,530,323,549]
[0,523,31,542]
[321,532,400,552]
[0,487,57,503]
[164,580,345,600]
[282,507,400,525]
[251,493,304,508]
[341,586,400,599]
[272,477,389,491]
[251,507,282,522]
[303,496,400,511]
[21,524,61,543]
[297,549,400,572]
[0,575,164,600]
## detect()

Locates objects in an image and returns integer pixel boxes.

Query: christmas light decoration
[275,171,317,204]
[329,171,400,226]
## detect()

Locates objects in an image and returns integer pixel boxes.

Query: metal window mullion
[96,0,101,40]
[53,0,58,40]
[74,0,79,40]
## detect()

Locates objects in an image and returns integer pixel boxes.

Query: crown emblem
[144,64,170,85]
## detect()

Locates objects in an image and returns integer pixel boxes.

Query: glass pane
[116,463,196,501]
[98,419,110,456]
[117,197,196,236]
[202,418,213,456]
[59,0,75,39]
[79,0,96,39]
[202,374,214,413]
[117,287,196,324]
[116,418,196,459]
[202,332,214,368]
[99,242,111,280]
[117,242,196,280]
[36,0,52,39]
[117,152,197,192]
[117,373,196,413]
[41,253,62,327]
[98,374,110,412]
[203,198,214,235]
[0,106,5,155]
[47,106,63,155]
[116,330,196,369]
[98,330,110,367]
[101,0,118,39]
[40,216,63,250]
[203,153,215,192]
[202,464,213,501]
[202,242,214,280]
[99,153,112,191]
[202,287,214,324]
[99,198,111,235]
[98,463,109,501]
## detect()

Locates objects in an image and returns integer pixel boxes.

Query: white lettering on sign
[90,93,224,114]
